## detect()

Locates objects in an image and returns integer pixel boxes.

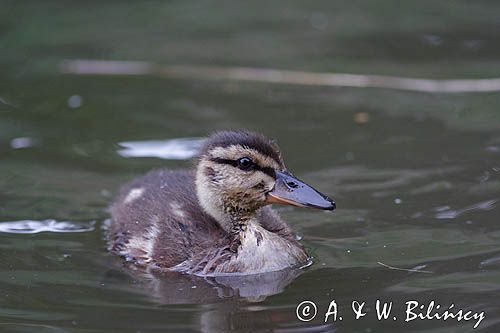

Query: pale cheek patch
[124,188,145,204]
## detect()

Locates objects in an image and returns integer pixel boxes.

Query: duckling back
[108,169,228,269]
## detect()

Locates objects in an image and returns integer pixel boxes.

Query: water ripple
[434,199,499,219]
[0,219,95,234]
[480,254,500,267]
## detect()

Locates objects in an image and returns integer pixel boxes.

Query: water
[1,1,500,332]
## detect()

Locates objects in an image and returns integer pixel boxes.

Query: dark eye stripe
[210,157,238,167]
[210,158,276,178]
[258,166,276,178]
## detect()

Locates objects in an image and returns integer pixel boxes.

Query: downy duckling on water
[108,130,335,276]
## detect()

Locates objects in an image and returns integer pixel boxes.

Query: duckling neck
[227,210,255,252]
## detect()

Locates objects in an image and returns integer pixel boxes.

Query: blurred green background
[1,1,500,332]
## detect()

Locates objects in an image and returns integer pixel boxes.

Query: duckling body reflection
[109,130,335,275]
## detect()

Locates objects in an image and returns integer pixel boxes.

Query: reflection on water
[0,219,95,234]
[117,137,204,160]
[121,266,304,303]
[9,137,38,150]
[62,59,500,93]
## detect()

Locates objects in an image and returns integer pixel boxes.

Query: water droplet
[100,189,111,198]
[67,95,82,108]
[309,13,328,30]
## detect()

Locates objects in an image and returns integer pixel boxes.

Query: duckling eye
[237,157,254,171]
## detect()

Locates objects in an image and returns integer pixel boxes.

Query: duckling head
[195,130,335,231]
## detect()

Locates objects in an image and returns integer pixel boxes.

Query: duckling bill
[108,130,335,275]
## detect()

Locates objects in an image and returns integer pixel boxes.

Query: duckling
[108,130,335,275]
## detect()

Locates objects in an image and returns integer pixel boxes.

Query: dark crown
[200,130,282,165]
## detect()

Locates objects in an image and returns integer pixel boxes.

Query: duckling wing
[108,169,229,269]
